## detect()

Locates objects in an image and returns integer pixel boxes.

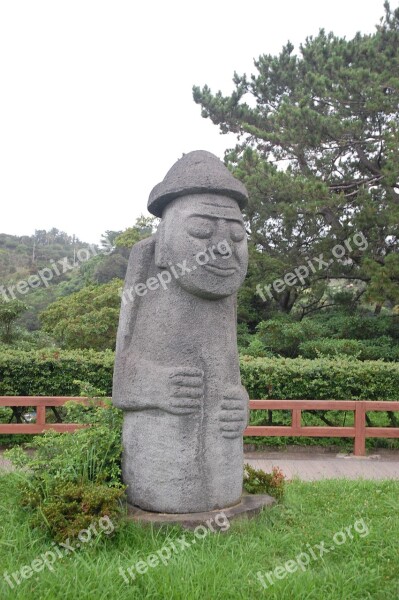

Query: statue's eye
[230,223,245,242]
[186,218,214,239]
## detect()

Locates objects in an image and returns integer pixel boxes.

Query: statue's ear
[154,222,168,268]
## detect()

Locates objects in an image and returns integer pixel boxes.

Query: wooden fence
[1,397,399,456]
[245,399,399,456]
[0,397,89,434]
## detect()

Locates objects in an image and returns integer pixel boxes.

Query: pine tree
[193,2,399,319]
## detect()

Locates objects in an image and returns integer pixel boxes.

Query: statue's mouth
[203,264,237,277]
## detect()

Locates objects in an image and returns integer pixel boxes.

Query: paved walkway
[1,448,399,480]
[244,449,399,481]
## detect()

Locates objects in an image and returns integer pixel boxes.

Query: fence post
[36,405,46,429]
[292,408,301,433]
[354,402,366,456]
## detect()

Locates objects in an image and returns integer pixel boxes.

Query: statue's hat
[147,150,248,217]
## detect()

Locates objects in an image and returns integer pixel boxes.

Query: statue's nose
[212,219,230,246]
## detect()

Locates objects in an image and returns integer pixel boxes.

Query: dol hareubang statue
[113,150,249,513]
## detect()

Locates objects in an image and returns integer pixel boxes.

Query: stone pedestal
[126,494,276,529]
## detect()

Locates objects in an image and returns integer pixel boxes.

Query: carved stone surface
[113,150,249,513]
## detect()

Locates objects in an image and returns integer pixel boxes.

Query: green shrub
[251,313,399,358]
[243,464,285,500]
[240,356,399,400]
[242,337,273,358]
[25,480,124,543]
[256,318,326,357]
[299,338,364,359]
[6,399,125,540]
[299,337,399,361]
[237,322,253,351]
[7,401,123,485]
[241,355,399,449]
[0,349,114,396]
[1,349,399,403]
[314,313,399,341]
[0,406,12,423]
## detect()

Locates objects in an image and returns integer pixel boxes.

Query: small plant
[6,384,125,541]
[25,480,124,543]
[243,463,286,500]
[6,402,124,487]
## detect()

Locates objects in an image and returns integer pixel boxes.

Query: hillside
[0,229,93,285]
[0,229,125,330]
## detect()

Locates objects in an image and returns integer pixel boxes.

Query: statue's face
[156,194,248,299]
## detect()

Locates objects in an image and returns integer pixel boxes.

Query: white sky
[0,0,387,244]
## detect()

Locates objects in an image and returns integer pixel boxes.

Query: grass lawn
[0,472,398,599]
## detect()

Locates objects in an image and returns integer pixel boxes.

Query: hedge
[299,337,399,362]
[0,350,114,396]
[240,356,399,400]
[0,350,398,401]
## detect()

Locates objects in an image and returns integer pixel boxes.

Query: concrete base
[126,494,276,529]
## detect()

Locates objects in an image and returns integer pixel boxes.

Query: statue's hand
[165,367,204,415]
[219,385,249,439]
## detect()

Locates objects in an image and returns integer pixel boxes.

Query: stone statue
[113,150,249,513]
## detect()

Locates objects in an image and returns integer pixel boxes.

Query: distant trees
[40,280,121,350]
[0,216,159,348]
[0,299,27,343]
[114,215,157,250]
[93,254,128,284]
[90,216,157,285]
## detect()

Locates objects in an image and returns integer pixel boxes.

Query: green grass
[0,472,398,599]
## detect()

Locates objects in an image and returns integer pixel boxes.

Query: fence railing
[0,397,90,434]
[244,399,399,456]
[1,397,399,456]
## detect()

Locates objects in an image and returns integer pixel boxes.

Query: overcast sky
[0,1,387,243]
